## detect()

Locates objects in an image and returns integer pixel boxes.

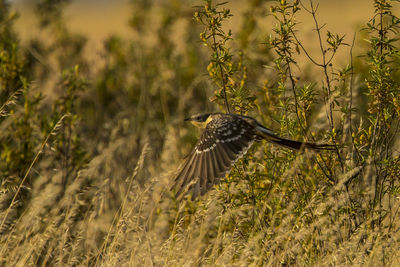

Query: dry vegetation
[1,0,400,266]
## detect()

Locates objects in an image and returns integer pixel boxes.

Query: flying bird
[173,113,334,199]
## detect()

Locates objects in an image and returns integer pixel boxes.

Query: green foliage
[0,0,399,266]
[195,0,256,114]
[0,1,40,229]
[0,1,25,101]
[363,0,400,228]
[48,66,88,189]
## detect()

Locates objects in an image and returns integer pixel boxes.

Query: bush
[0,0,399,265]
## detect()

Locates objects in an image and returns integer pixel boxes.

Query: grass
[1,0,400,266]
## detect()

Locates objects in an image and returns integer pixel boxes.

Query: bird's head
[184,113,213,128]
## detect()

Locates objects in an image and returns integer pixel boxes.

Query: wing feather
[173,114,257,199]
[173,113,334,200]
[206,147,217,186]
[174,151,196,196]
[200,152,209,194]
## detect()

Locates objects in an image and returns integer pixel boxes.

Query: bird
[172,112,335,200]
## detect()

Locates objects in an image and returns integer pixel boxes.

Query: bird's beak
[184,117,192,122]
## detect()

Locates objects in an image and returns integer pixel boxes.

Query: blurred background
[11,0,379,38]
[11,0,388,64]
[1,0,400,265]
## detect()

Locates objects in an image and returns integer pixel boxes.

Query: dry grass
[1,0,400,266]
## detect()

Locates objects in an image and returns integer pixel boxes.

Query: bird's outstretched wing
[172,114,335,200]
[173,116,256,199]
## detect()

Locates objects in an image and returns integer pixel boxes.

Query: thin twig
[348,33,363,163]
[212,33,231,113]
[309,0,344,172]
[291,31,323,67]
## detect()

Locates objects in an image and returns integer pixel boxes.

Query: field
[1,0,400,266]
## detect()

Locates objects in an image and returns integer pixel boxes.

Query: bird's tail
[255,124,335,151]
[270,137,336,150]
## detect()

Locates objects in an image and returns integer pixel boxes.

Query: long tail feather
[271,137,335,151]
[255,124,335,151]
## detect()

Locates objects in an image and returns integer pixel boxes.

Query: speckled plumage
[173,113,334,199]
